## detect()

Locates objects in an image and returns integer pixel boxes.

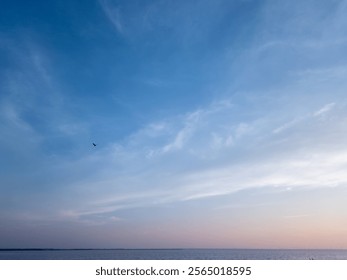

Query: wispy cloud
[313,102,336,117]
[0,39,90,149]
[273,102,336,134]
[33,90,347,223]
[99,0,124,34]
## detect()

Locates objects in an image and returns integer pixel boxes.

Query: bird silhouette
[92,143,97,147]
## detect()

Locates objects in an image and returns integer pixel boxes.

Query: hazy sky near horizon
[1,0,347,249]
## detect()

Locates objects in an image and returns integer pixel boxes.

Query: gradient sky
[1,0,347,249]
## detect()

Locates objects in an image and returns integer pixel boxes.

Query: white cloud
[99,0,124,34]
[161,111,201,153]
[313,102,336,117]
[273,118,302,134]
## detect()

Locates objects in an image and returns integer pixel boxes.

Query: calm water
[1,249,347,260]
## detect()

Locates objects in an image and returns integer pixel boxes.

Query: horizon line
[1,248,346,251]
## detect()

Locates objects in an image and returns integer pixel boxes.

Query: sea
[1,249,347,260]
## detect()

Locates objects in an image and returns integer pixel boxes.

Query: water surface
[1,249,347,260]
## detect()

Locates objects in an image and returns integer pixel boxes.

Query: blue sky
[1,0,347,249]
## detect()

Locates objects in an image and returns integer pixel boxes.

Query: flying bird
[92,143,97,147]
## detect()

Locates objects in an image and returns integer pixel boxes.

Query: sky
[1,0,347,249]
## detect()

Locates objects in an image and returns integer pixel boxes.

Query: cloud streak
[99,0,124,34]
